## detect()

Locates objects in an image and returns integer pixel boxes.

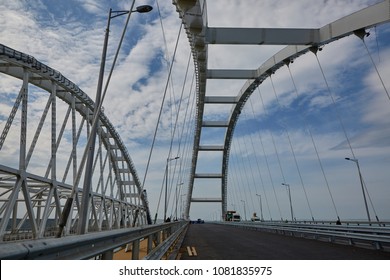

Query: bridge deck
[179,223,390,260]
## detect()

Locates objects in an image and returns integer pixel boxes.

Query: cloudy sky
[0,0,389,222]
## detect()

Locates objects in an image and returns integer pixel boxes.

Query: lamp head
[136,5,153,13]
[345,157,358,163]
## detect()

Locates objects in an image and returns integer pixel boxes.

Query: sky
[0,0,389,223]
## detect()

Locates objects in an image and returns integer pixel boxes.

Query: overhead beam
[191,198,223,203]
[206,27,319,45]
[207,69,258,79]
[194,173,223,179]
[204,96,237,104]
[206,0,390,46]
[202,121,229,127]
[199,145,224,151]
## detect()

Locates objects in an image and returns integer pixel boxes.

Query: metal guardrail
[219,221,390,252]
[144,221,188,260]
[0,221,189,260]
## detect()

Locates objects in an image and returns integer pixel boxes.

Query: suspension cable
[255,88,283,220]
[236,128,256,215]
[174,69,195,184]
[269,75,314,221]
[141,22,183,190]
[173,72,197,219]
[228,156,242,214]
[242,108,273,215]
[166,52,193,213]
[255,86,287,193]
[180,81,197,217]
[312,47,381,221]
[231,141,251,219]
[311,47,356,159]
[286,62,340,221]
[232,140,252,219]
[355,30,390,102]
[248,99,273,220]
[347,32,383,222]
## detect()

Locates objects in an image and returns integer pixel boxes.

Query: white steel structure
[0,44,151,241]
[173,0,390,219]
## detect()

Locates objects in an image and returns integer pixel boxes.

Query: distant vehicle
[251,212,260,222]
[196,218,204,224]
[232,214,241,222]
[225,210,236,221]
[226,210,243,222]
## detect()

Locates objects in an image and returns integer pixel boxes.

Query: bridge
[0,0,390,260]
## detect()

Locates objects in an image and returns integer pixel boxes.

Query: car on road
[232,214,241,222]
[251,213,260,222]
[190,218,205,224]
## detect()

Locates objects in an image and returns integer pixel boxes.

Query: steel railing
[0,221,189,260]
[218,221,390,251]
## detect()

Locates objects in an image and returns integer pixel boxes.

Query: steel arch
[174,0,390,219]
[0,44,151,241]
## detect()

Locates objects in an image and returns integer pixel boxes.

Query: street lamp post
[241,200,247,221]
[78,4,152,234]
[282,183,294,221]
[345,157,371,222]
[165,156,179,222]
[256,194,263,221]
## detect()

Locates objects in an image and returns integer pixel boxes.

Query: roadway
[179,223,390,259]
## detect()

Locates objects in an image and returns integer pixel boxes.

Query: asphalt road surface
[179,223,390,260]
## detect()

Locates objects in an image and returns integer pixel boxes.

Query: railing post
[101,250,114,260]
[147,234,153,253]
[162,229,167,241]
[156,231,161,245]
[132,239,140,260]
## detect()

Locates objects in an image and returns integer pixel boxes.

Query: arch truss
[0,44,151,241]
[173,0,390,219]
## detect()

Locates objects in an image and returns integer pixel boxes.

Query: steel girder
[0,44,151,241]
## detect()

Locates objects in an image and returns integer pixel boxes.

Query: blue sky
[0,0,389,222]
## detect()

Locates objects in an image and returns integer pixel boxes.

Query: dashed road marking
[186,246,197,256]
